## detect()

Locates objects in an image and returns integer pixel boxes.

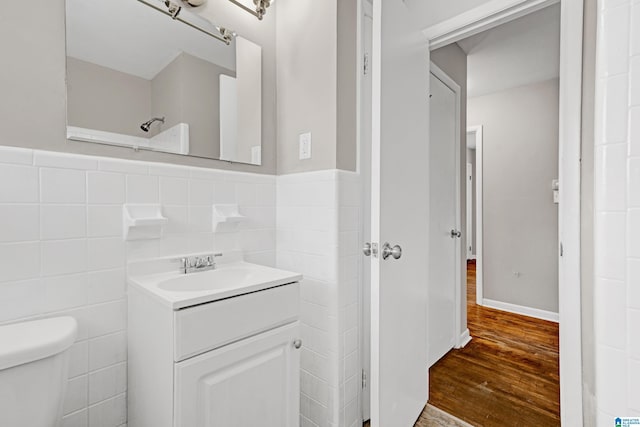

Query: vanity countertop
[128,261,302,310]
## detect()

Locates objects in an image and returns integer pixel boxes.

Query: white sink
[128,261,302,309]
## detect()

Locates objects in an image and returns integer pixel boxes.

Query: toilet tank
[0,317,78,427]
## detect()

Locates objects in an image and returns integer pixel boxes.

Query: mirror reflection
[65,0,263,165]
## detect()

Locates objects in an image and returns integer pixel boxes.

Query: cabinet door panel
[175,322,300,427]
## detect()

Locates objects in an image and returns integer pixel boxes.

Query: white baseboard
[482,298,559,323]
[457,329,472,348]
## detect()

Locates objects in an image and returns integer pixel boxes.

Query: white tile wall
[276,170,362,427]
[595,0,640,421]
[0,146,277,427]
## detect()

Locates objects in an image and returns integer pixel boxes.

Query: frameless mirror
[65,0,263,165]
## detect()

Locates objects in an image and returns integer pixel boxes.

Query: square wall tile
[595,278,628,349]
[88,393,126,427]
[41,168,86,204]
[41,205,86,240]
[596,143,628,211]
[630,158,640,207]
[68,341,89,379]
[213,182,236,204]
[126,175,158,204]
[629,309,640,359]
[595,212,626,280]
[0,279,43,322]
[0,205,39,242]
[163,206,189,234]
[88,269,125,305]
[64,375,88,415]
[87,206,122,238]
[86,300,126,338]
[88,238,125,271]
[88,362,126,405]
[0,164,38,202]
[596,345,628,414]
[629,258,640,309]
[631,55,640,106]
[630,107,640,157]
[62,409,87,427]
[87,172,125,204]
[160,177,188,205]
[629,209,640,257]
[632,2,640,56]
[42,273,88,313]
[0,242,40,282]
[603,74,629,144]
[41,239,87,276]
[89,331,126,371]
[601,4,630,77]
[189,179,214,205]
[630,359,640,412]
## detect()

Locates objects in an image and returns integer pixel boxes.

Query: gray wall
[0,0,277,174]
[431,43,468,336]
[276,0,357,175]
[67,58,151,139]
[468,78,560,313]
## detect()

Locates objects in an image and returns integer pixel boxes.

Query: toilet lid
[0,317,78,371]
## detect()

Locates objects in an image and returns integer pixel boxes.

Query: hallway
[427,261,560,426]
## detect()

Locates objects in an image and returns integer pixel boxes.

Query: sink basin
[128,261,302,309]
[158,267,263,292]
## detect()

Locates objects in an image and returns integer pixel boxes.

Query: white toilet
[0,317,78,427]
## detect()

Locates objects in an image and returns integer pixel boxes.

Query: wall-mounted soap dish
[212,204,245,232]
[123,204,168,241]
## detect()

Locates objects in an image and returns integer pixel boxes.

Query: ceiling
[457,4,561,98]
[66,0,236,80]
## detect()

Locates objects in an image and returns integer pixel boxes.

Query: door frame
[429,63,465,350]
[466,162,473,260]
[423,0,584,424]
[467,125,484,306]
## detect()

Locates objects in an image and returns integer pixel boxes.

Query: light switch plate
[299,132,312,160]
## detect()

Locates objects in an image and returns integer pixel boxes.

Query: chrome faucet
[178,253,223,274]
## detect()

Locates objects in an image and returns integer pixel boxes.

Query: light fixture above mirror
[228,0,272,20]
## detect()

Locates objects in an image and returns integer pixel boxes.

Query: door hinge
[560,242,564,257]
[362,369,367,389]
[363,53,369,75]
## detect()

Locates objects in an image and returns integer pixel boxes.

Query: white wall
[276,170,362,427]
[0,146,277,427]
[468,79,560,314]
[593,0,640,421]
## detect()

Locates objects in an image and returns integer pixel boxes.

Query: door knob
[293,339,302,349]
[450,229,461,238]
[363,242,372,256]
[382,242,402,260]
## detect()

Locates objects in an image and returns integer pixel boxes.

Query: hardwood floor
[427,260,560,426]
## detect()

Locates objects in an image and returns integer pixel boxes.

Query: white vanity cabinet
[128,280,301,427]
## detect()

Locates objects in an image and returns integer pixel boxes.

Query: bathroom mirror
[65,0,263,165]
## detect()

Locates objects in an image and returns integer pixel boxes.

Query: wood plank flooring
[427,260,560,426]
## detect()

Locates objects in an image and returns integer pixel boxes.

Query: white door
[369,0,430,425]
[427,73,458,367]
[360,0,373,422]
[466,162,473,259]
[174,323,300,427]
